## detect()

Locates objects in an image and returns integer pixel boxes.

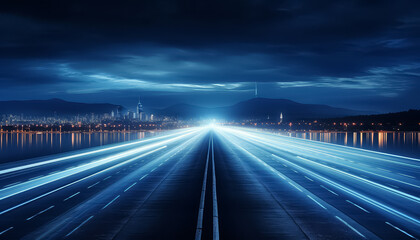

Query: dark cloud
[0,0,419,111]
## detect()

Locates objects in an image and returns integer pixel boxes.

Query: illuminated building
[137,97,144,121]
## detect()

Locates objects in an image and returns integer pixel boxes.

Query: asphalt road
[0,126,418,239]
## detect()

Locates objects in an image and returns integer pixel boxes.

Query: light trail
[221,127,420,194]
[0,145,167,215]
[0,128,198,176]
[0,128,200,201]
[213,126,420,238]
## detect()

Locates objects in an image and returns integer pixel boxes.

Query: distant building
[137,98,144,121]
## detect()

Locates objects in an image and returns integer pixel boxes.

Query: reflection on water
[280,131,420,158]
[0,131,158,163]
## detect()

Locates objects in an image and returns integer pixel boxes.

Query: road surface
[0,126,418,239]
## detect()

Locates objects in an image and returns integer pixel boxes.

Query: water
[0,131,159,163]
[1,131,419,164]
[278,131,420,159]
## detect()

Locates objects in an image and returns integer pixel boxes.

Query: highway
[0,126,418,239]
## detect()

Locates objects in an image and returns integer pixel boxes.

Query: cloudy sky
[1,0,419,112]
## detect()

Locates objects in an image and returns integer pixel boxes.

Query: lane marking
[0,131,195,201]
[0,146,167,216]
[272,153,420,226]
[195,137,211,240]
[320,185,339,196]
[0,227,13,236]
[307,195,326,209]
[64,192,80,201]
[124,182,137,192]
[102,195,120,210]
[139,174,148,181]
[0,128,197,176]
[87,181,100,189]
[346,200,370,213]
[103,176,112,181]
[304,176,313,182]
[288,182,303,192]
[335,216,366,238]
[211,136,220,240]
[376,167,391,173]
[385,222,416,239]
[65,215,94,237]
[296,156,420,204]
[397,173,415,179]
[27,205,54,220]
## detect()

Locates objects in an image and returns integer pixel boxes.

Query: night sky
[1,0,419,112]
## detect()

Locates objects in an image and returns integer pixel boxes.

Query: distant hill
[156,98,369,121]
[0,99,123,116]
[326,109,420,124]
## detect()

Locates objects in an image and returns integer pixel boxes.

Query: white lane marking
[306,195,326,209]
[0,146,167,216]
[320,185,339,196]
[0,131,193,201]
[158,163,163,166]
[376,167,391,173]
[276,172,286,180]
[139,174,148,181]
[103,176,112,181]
[26,205,54,220]
[292,169,298,173]
[304,176,314,182]
[346,200,370,213]
[65,215,94,237]
[195,138,211,240]
[124,182,137,192]
[87,181,100,189]
[0,128,196,176]
[150,167,157,172]
[102,195,120,210]
[272,154,420,226]
[3,182,21,188]
[211,136,220,240]
[335,216,366,238]
[397,173,415,179]
[0,227,13,235]
[282,164,288,167]
[296,156,420,204]
[63,192,80,201]
[385,222,416,239]
[288,182,303,192]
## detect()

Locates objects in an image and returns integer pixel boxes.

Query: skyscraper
[137,97,144,121]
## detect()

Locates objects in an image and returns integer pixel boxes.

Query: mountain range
[0,98,122,116]
[0,98,369,120]
[155,98,370,121]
